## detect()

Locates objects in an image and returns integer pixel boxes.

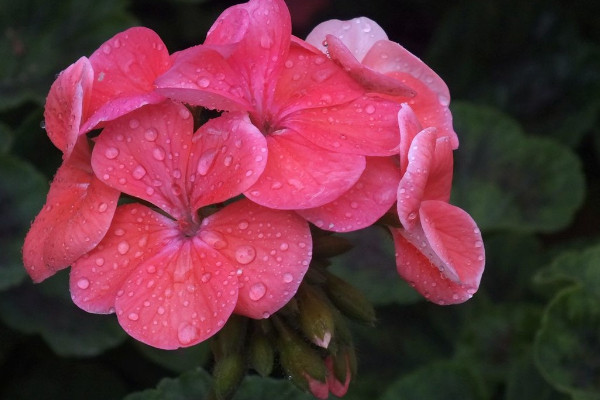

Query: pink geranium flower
[23,58,120,282]
[391,105,484,304]
[70,100,312,349]
[155,0,403,210]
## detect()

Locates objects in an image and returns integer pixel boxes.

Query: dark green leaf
[124,367,212,400]
[451,102,585,233]
[135,341,210,374]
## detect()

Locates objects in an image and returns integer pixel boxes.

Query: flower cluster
[22,0,484,396]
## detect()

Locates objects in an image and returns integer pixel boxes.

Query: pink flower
[306,16,458,149]
[23,58,120,282]
[155,0,403,210]
[70,101,312,349]
[391,105,484,304]
[306,356,352,399]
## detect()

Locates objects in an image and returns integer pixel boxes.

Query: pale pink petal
[305,17,388,62]
[189,112,268,209]
[81,27,171,132]
[92,101,194,219]
[326,356,351,397]
[70,204,180,313]
[396,127,437,230]
[306,375,329,400]
[23,140,119,282]
[206,0,292,112]
[298,157,400,232]
[115,236,238,349]
[271,41,364,120]
[419,200,484,289]
[362,40,458,148]
[200,199,312,318]
[285,95,401,156]
[154,45,252,112]
[245,130,365,209]
[398,103,423,173]
[426,136,453,203]
[323,35,415,97]
[43,57,93,157]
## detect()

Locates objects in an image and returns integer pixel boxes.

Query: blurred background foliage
[0,0,599,399]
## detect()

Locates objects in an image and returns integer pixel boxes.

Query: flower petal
[92,101,194,219]
[305,17,388,62]
[81,27,171,132]
[245,130,365,209]
[285,95,401,156]
[70,204,180,314]
[154,45,252,112]
[23,140,119,282]
[199,199,312,319]
[419,200,484,289]
[398,103,423,173]
[189,112,268,210]
[362,40,458,148]
[115,236,238,349]
[43,57,93,157]
[298,156,400,232]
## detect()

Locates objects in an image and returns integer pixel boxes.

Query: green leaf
[534,286,600,399]
[379,360,488,400]
[0,270,126,357]
[451,102,585,233]
[0,154,48,291]
[329,226,422,305]
[505,353,569,400]
[0,0,136,110]
[124,368,212,400]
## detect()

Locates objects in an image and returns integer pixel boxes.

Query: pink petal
[189,112,268,209]
[23,140,119,282]
[419,200,484,289]
[305,17,388,62]
[206,0,292,112]
[396,127,437,230]
[398,103,423,173]
[115,236,238,349]
[426,136,453,203]
[245,130,365,209]
[154,45,252,112]
[307,375,330,400]
[200,199,312,319]
[323,34,415,97]
[271,41,364,120]
[92,101,194,220]
[285,95,402,156]
[362,40,458,148]
[326,356,351,397]
[43,57,93,157]
[298,156,400,232]
[70,204,180,313]
[81,27,171,132]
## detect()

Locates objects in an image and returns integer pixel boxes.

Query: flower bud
[248,325,275,377]
[211,314,247,360]
[297,284,336,349]
[324,271,376,325]
[212,353,246,400]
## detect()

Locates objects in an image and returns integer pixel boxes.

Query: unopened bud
[298,284,335,349]
[212,353,246,400]
[211,314,247,360]
[324,271,376,325]
[248,327,275,377]
[274,317,327,392]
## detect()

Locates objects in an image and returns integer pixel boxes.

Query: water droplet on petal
[235,245,256,265]
[117,241,130,254]
[279,242,289,251]
[76,278,90,289]
[197,149,218,176]
[152,147,166,161]
[197,77,210,88]
[178,323,198,345]
[249,282,266,301]
[199,230,228,249]
[132,165,147,180]
[98,202,108,212]
[129,119,140,129]
[105,147,119,159]
[260,35,272,49]
[128,312,139,321]
[201,272,212,283]
[144,128,158,141]
[238,220,249,230]
[283,273,293,283]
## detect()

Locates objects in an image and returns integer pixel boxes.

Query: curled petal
[398,103,423,173]
[285,95,402,156]
[82,27,171,132]
[299,156,400,232]
[201,199,312,319]
[44,57,93,157]
[305,17,388,62]
[23,140,119,282]
[245,130,365,209]
[362,40,458,148]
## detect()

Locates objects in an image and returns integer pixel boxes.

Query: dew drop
[76,278,90,289]
[178,323,198,345]
[132,165,147,180]
[95,257,105,266]
[128,312,139,321]
[144,128,158,141]
[197,148,218,176]
[129,119,140,129]
[152,147,166,161]
[279,242,289,251]
[98,202,108,212]
[117,241,130,255]
[283,273,293,283]
[199,230,228,249]
[197,77,210,88]
[235,245,256,265]
[105,147,119,159]
[238,220,249,230]
[248,282,266,301]
[157,306,165,315]
[365,104,376,114]
[201,272,212,283]
[260,35,272,49]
